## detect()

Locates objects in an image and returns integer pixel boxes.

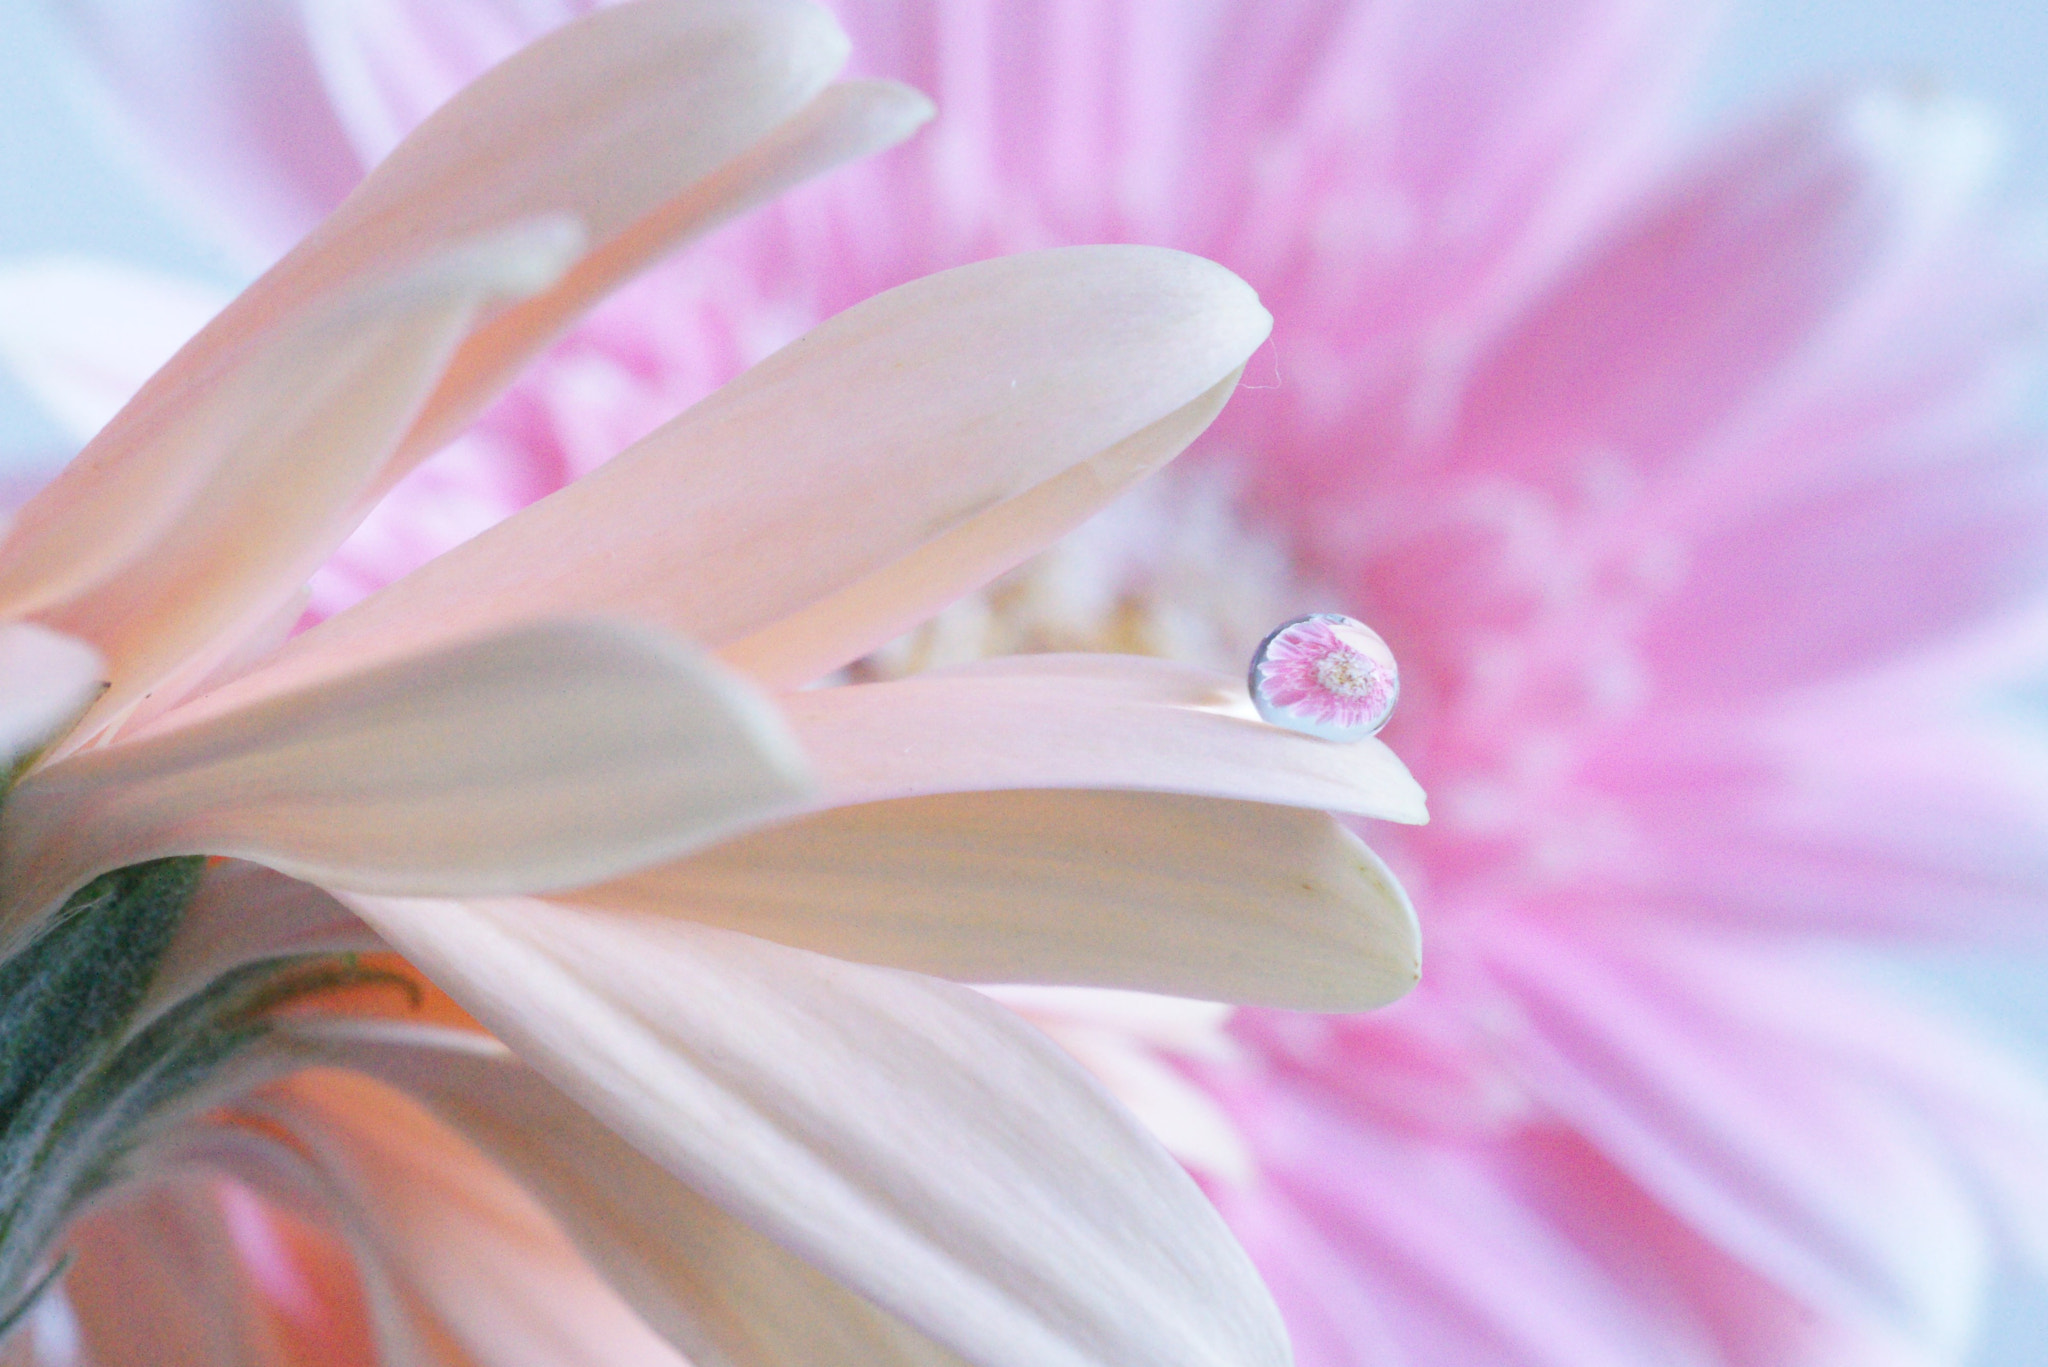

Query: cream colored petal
[0,257,227,444]
[0,0,855,683]
[274,0,846,324]
[1029,1020,1254,1185]
[307,1023,971,1367]
[0,624,102,770]
[270,0,860,488]
[395,77,936,468]
[717,365,1245,689]
[0,618,809,948]
[238,1070,693,1367]
[331,895,1292,1367]
[571,789,1420,1011]
[979,986,1242,1059]
[191,247,1271,715]
[12,221,582,739]
[787,653,1428,821]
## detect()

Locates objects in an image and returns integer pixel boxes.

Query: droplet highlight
[1249,613,1398,741]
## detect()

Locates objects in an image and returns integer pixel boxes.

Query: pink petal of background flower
[30,0,2048,1362]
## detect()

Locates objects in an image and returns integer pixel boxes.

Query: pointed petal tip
[851,77,937,136]
[1068,244,1273,372]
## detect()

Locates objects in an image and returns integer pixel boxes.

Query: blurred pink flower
[22,0,2048,1363]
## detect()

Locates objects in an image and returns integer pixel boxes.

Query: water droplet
[1248,614,1398,741]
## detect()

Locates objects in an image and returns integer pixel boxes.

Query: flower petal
[0,258,227,444]
[233,1068,695,1367]
[333,894,1293,1367]
[304,1022,975,1367]
[8,0,870,719]
[0,618,809,946]
[784,653,1427,821]
[1022,1014,1255,1184]
[282,0,844,303]
[277,0,861,481]
[199,247,1272,711]
[571,788,1419,1010]
[1485,924,1988,1346]
[397,76,937,467]
[6,220,583,734]
[0,624,102,770]
[1450,88,2000,492]
[65,1182,341,1367]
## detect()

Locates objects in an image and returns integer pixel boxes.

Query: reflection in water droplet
[1248,613,1398,742]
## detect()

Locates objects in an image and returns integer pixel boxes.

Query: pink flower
[1251,615,1400,739]
[0,5,1449,1364]
[18,0,2048,1362]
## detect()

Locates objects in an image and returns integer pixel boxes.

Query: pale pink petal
[1029,1017,1254,1182]
[1483,924,1988,1350]
[0,624,102,769]
[0,258,228,444]
[981,985,1242,1057]
[334,894,1292,1367]
[8,220,583,738]
[1447,89,1999,494]
[394,76,936,468]
[303,1022,975,1367]
[1638,444,2048,700]
[1210,1052,1950,1367]
[29,0,861,633]
[781,654,1425,821]
[1217,1093,1693,1366]
[65,1180,323,1367]
[240,1068,694,1367]
[571,787,1418,1011]
[186,247,1271,713]
[0,618,809,944]
[1579,704,2048,941]
[254,0,849,473]
[727,0,1720,344]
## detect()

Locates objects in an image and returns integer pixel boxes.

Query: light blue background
[0,0,2043,1359]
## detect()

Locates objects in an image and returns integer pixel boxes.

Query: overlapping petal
[64,1183,347,1367]
[332,894,1293,1367]
[573,788,1417,1009]
[0,619,807,944]
[298,1024,973,1367]
[21,221,583,737]
[782,653,1425,819]
[172,245,1271,715]
[226,1069,696,1367]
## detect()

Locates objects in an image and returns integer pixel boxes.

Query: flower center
[1314,648,1379,697]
